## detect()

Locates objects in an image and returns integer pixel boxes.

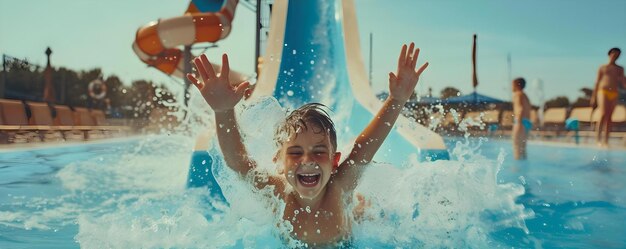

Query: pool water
[1,135,625,248]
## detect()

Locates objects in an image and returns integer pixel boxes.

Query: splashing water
[0,95,532,248]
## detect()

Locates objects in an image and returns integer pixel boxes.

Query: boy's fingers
[234,81,251,97]
[406,43,415,65]
[398,44,407,67]
[221,54,230,78]
[416,62,429,76]
[186,73,204,90]
[200,54,217,79]
[193,58,209,81]
[411,48,420,69]
[389,72,397,84]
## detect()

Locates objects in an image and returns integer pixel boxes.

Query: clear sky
[1,0,625,104]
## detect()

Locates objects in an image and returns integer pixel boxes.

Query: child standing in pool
[186,43,428,246]
[591,47,626,147]
[512,77,532,160]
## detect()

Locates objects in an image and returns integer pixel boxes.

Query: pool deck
[0,135,146,153]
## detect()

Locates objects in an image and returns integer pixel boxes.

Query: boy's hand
[186,54,250,113]
[388,43,429,103]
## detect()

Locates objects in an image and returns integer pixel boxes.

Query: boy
[186,43,428,246]
[591,47,626,147]
[512,77,532,160]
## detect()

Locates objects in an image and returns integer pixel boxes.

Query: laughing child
[187,43,428,246]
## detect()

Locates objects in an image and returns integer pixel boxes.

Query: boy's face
[609,51,620,62]
[276,123,340,200]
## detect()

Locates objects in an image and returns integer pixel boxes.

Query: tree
[104,75,124,109]
[2,56,179,119]
[572,87,593,107]
[440,87,461,99]
[544,96,570,108]
[127,80,157,119]
[4,57,44,100]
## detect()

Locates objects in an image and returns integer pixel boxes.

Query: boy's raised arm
[337,43,428,186]
[187,54,254,176]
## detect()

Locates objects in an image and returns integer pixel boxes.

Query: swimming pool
[1,135,625,248]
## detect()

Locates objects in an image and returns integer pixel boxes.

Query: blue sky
[1,0,625,104]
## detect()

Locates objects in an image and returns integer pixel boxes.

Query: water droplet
[316,229,321,234]
[287,90,294,96]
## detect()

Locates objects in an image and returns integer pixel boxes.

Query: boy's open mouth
[297,173,321,187]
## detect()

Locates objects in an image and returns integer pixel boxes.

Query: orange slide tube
[132,0,239,78]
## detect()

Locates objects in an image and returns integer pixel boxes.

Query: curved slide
[132,0,241,79]
[252,0,448,164]
[186,0,449,195]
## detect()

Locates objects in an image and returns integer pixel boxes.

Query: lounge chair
[0,99,41,143]
[441,110,463,135]
[90,109,130,135]
[540,107,568,137]
[52,105,87,140]
[73,107,107,139]
[592,104,626,125]
[461,110,500,136]
[500,110,514,130]
[591,105,626,144]
[568,107,593,127]
[25,102,64,141]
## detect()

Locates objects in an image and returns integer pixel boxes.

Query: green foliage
[2,57,177,119]
[440,87,461,99]
[572,88,593,107]
[544,96,570,108]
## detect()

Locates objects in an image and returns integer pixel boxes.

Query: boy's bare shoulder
[253,173,287,198]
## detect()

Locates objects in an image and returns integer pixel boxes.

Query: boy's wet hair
[608,47,621,56]
[513,77,526,90]
[275,103,337,151]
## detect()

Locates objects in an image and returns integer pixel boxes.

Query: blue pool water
[0,135,625,248]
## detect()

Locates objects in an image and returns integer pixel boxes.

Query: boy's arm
[187,54,254,176]
[335,43,428,189]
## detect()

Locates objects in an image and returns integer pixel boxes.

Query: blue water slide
[191,0,225,12]
[253,0,449,165]
[187,0,449,194]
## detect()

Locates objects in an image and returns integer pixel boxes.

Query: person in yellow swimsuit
[591,47,626,147]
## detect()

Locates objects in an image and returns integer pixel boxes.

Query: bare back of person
[513,91,531,121]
